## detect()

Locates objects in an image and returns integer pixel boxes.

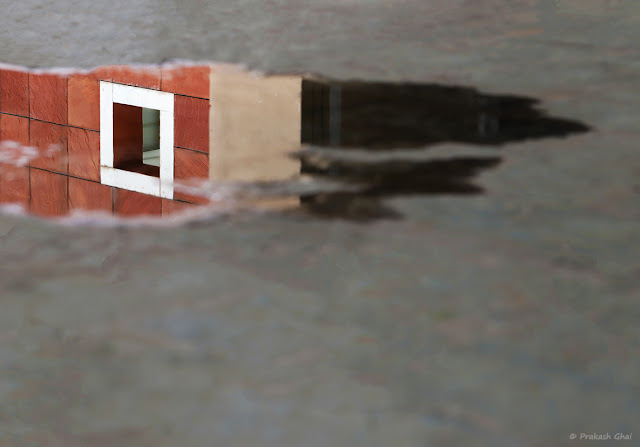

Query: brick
[0,114,29,145]
[29,72,68,125]
[0,115,31,203]
[29,120,68,174]
[113,187,161,216]
[173,147,209,204]
[68,71,100,131]
[30,168,68,217]
[174,185,210,205]
[174,95,209,153]
[96,65,161,90]
[68,128,100,182]
[0,69,29,116]
[161,198,195,216]
[0,115,31,207]
[68,177,112,213]
[162,64,210,99]
[0,165,29,207]
[174,147,209,179]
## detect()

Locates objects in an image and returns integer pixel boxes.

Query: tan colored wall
[209,65,301,181]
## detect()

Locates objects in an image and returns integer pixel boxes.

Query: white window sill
[100,81,175,199]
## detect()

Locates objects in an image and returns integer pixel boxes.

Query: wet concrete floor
[0,1,639,446]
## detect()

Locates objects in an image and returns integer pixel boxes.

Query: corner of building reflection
[0,64,591,221]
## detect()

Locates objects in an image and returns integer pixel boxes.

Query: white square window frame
[100,81,175,199]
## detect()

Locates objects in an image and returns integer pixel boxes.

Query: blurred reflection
[0,64,590,221]
[297,78,589,219]
[301,79,589,149]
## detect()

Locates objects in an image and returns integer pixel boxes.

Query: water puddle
[0,62,590,223]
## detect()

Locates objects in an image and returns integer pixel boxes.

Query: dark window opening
[112,104,160,177]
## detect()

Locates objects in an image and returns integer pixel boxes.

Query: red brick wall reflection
[0,65,210,217]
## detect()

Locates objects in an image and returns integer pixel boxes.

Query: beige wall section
[209,65,301,181]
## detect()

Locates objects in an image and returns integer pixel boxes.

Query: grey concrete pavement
[1,1,639,446]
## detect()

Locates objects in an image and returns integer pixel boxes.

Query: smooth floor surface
[1,1,639,446]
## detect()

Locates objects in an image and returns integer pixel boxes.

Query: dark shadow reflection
[301,80,590,149]
[298,157,502,221]
[297,79,590,220]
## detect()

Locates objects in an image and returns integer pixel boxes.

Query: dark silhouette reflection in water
[0,64,590,221]
[297,157,502,221]
[296,79,590,220]
[301,80,589,149]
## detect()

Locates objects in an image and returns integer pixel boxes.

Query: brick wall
[0,64,211,217]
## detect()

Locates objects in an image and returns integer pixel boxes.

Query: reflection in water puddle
[0,63,590,222]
